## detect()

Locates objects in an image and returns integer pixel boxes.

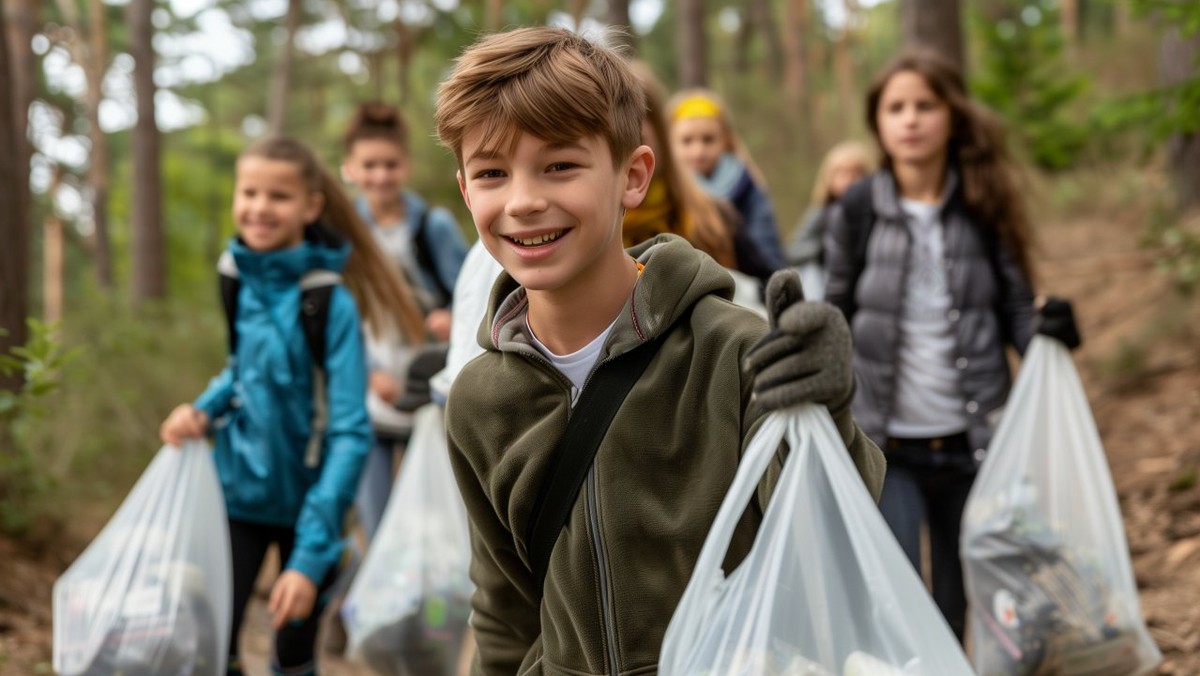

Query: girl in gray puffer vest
[823,49,1081,642]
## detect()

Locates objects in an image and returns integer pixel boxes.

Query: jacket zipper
[587,466,620,675]
[574,356,621,676]
[525,350,623,675]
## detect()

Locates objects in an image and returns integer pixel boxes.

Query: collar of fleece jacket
[476,233,737,361]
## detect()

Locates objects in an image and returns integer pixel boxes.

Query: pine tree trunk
[834,0,859,133]
[781,0,815,149]
[606,0,636,53]
[901,0,965,73]
[0,3,32,391]
[678,0,707,88]
[129,0,166,305]
[267,0,302,136]
[86,0,113,288]
[1162,29,1200,210]
[1060,0,1079,55]
[485,0,503,32]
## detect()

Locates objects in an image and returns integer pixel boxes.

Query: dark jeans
[228,518,337,676]
[877,433,976,641]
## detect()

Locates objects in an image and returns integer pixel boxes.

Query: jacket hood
[478,234,736,359]
[227,222,350,282]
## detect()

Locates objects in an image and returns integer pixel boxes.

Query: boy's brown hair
[435,26,645,169]
[342,101,409,153]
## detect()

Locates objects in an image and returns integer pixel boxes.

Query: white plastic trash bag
[962,336,1162,675]
[661,405,975,676]
[53,441,233,676]
[342,403,474,676]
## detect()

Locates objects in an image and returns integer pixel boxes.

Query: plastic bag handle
[663,405,823,666]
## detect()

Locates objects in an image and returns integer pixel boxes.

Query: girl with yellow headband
[668,88,785,281]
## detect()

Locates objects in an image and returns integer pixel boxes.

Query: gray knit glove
[745,270,854,414]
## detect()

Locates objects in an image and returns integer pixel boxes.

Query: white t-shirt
[529,317,617,405]
[887,199,969,438]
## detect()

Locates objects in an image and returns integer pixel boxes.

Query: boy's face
[457,130,653,299]
[342,138,410,207]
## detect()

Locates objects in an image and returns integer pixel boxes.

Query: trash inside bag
[53,442,232,676]
[661,405,975,676]
[342,403,473,676]
[962,336,1162,676]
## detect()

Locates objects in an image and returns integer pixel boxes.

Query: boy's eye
[473,169,505,180]
[547,162,577,172]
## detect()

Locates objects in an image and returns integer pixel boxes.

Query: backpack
[216,231,341,467]
[410,207,454,307]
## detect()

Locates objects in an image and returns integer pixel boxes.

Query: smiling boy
[435,27,885,676]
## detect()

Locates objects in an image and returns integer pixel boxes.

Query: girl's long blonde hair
[629,63,737,268]
[810,141,873,206]
[240,137,426,344]
[668,87,768,189]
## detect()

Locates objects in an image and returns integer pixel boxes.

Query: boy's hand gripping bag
[661,405,975,676]
[342,402,474,676]
[961,336,1162,676]
[52,441,233,676]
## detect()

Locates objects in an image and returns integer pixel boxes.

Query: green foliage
[1152,224,1200,294]
[971,0,1090,170]
[0,320,80,535]
[1091,0,1200,146]
[1170,466,1197,492]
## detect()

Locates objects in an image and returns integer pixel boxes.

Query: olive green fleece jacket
[445,234,886,676]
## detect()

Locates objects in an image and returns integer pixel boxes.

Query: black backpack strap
[299,270,339,367]
[524,334,666,590]
[411,207,454,306]
[217,251,241,357]
[298,269,340,467]
[839,176,876,272]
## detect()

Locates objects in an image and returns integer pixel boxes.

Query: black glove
[1034,296,1081,350]
[744,270,854,413]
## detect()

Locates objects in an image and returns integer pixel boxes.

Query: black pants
[228,518,337,676]
[877,433,976,641]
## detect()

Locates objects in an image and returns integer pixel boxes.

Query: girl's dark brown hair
[342,101,409,153]
[866,49,1035,283]
[241,137,425,344]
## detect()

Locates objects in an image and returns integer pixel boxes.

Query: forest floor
[1,202,1198,675]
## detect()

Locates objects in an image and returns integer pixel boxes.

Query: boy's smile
[457,130,653,305]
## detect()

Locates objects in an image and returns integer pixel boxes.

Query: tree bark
[1060,0,1078,55]
[833,0,860,132]
[1161,29,1200,210]
[0,3,31,391]
[901,0,965,74]
[54,0,117,288]
[267,0,302,136]
[128,0,166,305]
[737,0,781,78]
[781,0,809,107]
[677,0,707,88]
[393,19,412,102]
[485,0,502,32]
[606,0,636,54]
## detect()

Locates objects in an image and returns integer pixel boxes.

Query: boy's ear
[456,170,471,210]
[621,145,655,210]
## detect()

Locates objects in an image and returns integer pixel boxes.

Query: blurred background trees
[0,0,1196,533]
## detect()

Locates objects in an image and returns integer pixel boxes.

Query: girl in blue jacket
[160,136,424,676]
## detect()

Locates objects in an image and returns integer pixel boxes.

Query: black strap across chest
[524,334,665,591]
